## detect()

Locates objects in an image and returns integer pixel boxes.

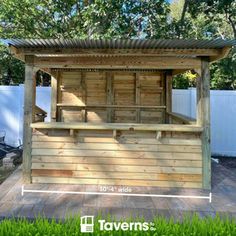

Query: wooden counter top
[31,122,203,132]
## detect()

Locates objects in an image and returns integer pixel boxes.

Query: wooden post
[22,58,36,183]
[135,73,141,123]
[197,57,211,189]
[81,72,87,122]
[161,72,166,123]
[56,71,62,121]
[165,70,173,123]
[51,72,57,122]
[106,72,114,122]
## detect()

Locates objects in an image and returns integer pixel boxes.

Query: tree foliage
[0,0,235,89]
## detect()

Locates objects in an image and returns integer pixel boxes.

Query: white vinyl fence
[0,86,236,156]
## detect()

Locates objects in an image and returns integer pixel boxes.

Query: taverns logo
[80,215,156,233]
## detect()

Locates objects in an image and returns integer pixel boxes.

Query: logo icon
[80,216,94,233]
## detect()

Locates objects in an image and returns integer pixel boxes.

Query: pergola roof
[3,38,236,71]
[3,38,236,49]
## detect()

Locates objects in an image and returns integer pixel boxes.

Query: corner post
[197,57,211,189]
[22,56,36,183]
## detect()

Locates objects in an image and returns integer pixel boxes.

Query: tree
[170,0,236,90]
[0,0,171,85]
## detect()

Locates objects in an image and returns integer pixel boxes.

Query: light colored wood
[32,135,202,145]
[165,71,172,123]
[31,176,202,188]
[161,72,166,123]
[81,72,87,121]
[106,72,114,122]
[33,56,202,69]
[135,73,141,122]
[50,73,57,121]
[32,155,202,167]
[56,71,62,121]
[31,162,202,174]
[57,104,166,109]
[32,152,201,161]
[210,46,232,62]
[31,170,202,182]
[200,57,211,190]
[167,112,196,125]
[15,47,221,57]
[22,61,36,183]
[31,122,203,132]
[32,142,201,153]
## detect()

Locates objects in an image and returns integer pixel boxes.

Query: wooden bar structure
[7,38,235,189]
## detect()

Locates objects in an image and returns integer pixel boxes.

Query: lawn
[0,214,235,236]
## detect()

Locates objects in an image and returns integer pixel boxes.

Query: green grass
[0,214,235,236]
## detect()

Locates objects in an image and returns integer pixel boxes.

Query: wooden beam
[210,46,232,62]
[161,72,166,123]
[165,71,173,123]
[15,47,221,57]
[81,72,87,122]
[199,57,211,190]
[195,68,202,126]
[106,72,114,122]
[135,73,141,123]
[50,72,57,121]
[22,62,36,183]
[56,104,166,109]
[31,122,204,132]
[32,56,201,70]
[167,111,196,125]
[172,69,188,76]
[56,71,62,121]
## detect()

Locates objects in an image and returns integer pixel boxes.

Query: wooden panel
[31,128,203,188]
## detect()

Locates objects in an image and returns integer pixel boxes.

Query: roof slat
[3,38,236,49]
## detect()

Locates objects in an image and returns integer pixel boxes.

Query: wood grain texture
[31,129,203,188]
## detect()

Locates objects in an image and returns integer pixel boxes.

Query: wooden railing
[35,105,47,122]
[166,112,196,125]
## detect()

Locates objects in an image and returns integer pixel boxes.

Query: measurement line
[21,185,212,203]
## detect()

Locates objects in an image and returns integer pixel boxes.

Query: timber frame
[6,39,235,189]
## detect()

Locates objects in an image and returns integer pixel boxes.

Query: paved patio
[0,161,235,220]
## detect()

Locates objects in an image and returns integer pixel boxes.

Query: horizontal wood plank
[31,163,202,174]
[32,176,202,188]
[32,156,202,167]
[32,170,202,182]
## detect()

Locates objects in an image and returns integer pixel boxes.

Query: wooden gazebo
[6,39,236,189]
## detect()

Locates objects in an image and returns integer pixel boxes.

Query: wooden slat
[57,104,166,109]
[32,135,201,145]
[32,156,202,167]
[17,47,221,57]
[31,162,202,174]
[32,170,202,182]
[135,73,141,122]
[33,56,202,70]
[32,177,202,188]
[31,143,202,153]
[165,71,172,123]
[50,73,57,121]
[106,72,114,122]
